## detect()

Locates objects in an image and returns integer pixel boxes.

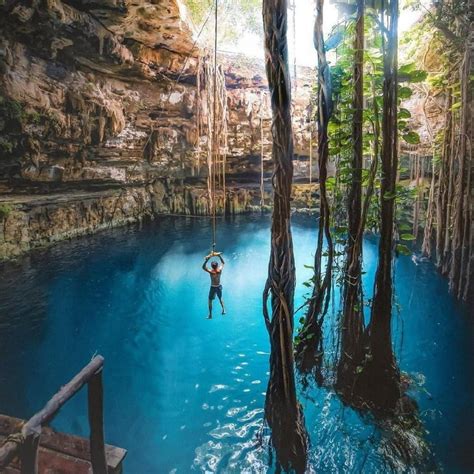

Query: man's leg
[207,298,213,319]
[219,297,226,314]
[218,287,225,314]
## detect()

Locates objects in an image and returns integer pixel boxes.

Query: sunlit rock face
[0,0,199,187]
[221,53,315,183]
[0,0,315,257]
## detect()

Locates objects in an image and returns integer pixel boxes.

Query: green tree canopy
[183,0,262,48]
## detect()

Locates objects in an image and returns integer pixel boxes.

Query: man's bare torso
[210,269,222,286]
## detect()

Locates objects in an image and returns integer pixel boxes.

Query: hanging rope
[191,0,228,251]
[210,0,218,252]
[260,90,265,208]
[308,114,313,184]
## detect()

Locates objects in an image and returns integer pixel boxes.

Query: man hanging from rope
[202,252,226,319]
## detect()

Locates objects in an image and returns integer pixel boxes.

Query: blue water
[0,215,472,473]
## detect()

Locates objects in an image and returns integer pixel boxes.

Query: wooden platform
[0,415,126,473]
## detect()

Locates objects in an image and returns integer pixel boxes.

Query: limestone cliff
[0,0,315,258]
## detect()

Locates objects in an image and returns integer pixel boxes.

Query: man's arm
[202,255,211,273]
[217,253,225,269]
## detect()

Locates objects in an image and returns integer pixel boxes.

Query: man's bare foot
[222,309,226,315]
[207,315,212,319]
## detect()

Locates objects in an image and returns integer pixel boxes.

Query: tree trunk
[434,91,452,267]
[450,49,471,299]
[262,0,307,471]
[294,0,334,381]
[421,154,436,257]
[354,0,401,413]
[336,0,365,397]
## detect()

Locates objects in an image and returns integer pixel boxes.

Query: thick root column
[262,0,308,471]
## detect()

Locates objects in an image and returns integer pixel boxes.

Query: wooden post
[0,356,105,472]
[88,370,107,474]
[20,431,40,474]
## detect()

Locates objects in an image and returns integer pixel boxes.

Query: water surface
[0,215,471,473]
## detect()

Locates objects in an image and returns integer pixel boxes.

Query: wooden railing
[0,355,107,474]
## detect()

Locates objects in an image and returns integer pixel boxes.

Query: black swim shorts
[209,285,223,300]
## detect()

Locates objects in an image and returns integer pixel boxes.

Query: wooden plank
[0,418,126,470]
[0,434,126,474]
[22,356,104,437]
[0,449,92,474]
[87,370,107,474]
[0,438,21,470]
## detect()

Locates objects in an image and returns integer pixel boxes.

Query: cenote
[0,215,471,473]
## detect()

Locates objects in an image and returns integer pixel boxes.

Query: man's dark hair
[211,261,218,269]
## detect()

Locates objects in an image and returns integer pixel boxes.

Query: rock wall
[0,0,315,258]
[0,182,262,258]
[0,0,200,188]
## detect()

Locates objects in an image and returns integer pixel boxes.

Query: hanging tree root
[335,0,367,401]
[262,0,308,471]
[347,0,402,415]
[295,0,334,383]
[196,53,228,214]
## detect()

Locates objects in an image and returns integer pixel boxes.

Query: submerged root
[344,359,402,416]
[377,398,435,471]
[264,394,308,474]
[340,370,434,471]
[294,324,324,387]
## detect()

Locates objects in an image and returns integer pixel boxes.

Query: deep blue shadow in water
[0,215,472,473]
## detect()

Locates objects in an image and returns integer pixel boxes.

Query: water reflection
[0,215,471,472]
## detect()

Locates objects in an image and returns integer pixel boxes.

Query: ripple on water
[0,215,470,473]
[195,416,267,473]
[209,384,229,393]
[226,406,247,418]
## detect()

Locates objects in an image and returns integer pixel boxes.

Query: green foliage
[399,63,428,83]
[0,95,45,128]
[396,244,412,256]
[398,108,411,119]
[0,95,26,123]
[398,86,413,99]
[402,131,421,144]
[183,0,262,47]
[0,203,12,220]
[28,111,42,125]
[0,137,14,154]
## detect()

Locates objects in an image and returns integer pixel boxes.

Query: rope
[105,3,215,229]
[210,0,218,251]
[260,90,265,208]
[1,432,25,447]
[309,114,313,184]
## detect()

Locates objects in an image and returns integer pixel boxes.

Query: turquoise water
[0,215,471,473]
